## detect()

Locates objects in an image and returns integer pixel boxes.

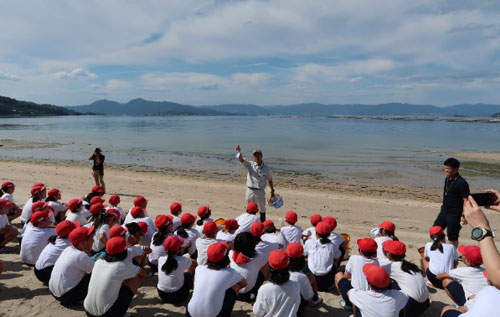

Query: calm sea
[0,115,498,188]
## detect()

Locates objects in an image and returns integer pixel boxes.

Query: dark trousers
[186,288,237,317]
[315,268,335,292]
[86,286,134,317]
[34,265,53,286]
[337,278,353,308]
[148,258,158,274]
[446,281,467,306]
[405,297,430,317]
[237,272,265,302]
[426,269,444,289]
[158,273,193,305]
[54,274,91,306]
[434,208,462,241]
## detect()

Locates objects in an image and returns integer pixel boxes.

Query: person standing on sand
[433,158,470,248]
[235,145,275,222]
[89,147,105,190]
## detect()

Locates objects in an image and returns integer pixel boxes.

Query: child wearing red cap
[20,183,47,224]
[260,220,286,248]
[286,243,323,315]
[253,250,301,317]
[347,263,408,317]
[423,226,458,289]
[49,226,95,306]
[304,221,341,291]
[20,211,56,265]
[107,194,125,223]
[46,188,68,223]
[216,218,239,242]
[252,222,282,256]
[229,232,268,302]
[0,199,18,251]
[322,216,348,262]
[90,206,117,255]
[235,202,260,235]
[382,240,430,317]
[196,221,219,266]
[34,220,79,285]
[169,201,183,231]
[84,237,148,316]
[125,206,156,246]
[1,181,22,222]
[187,242,247,317]
[124,222,151,266]
[82,185,105,214]
[157,236,196,304]
[280,210,302,245]
[375,221,397,266]
[302,214,322,242]
[195,205,214,234]
[148,215,174,272]
[66,198,89,225]
[335,237,379,312]
[176,213,201,259]
[436,245,488,308]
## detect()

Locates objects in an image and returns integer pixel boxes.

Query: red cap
[108,194,120,205]
[155,215,172,229]
[458,245,483,265]
[323,216,337,231]
[262,220,274,228]
[429,225,444,236]
[310,214,322,226]
[170,202,183,214]
[31,211,49,225]
[69,225,94,246]
[91,185,105,194]
[109,225,127,238]
[31,185,46,196]
[363,263,390,288]
[0,199,15,209]
[357,238,378,253]
[224,218,239,229]
[269,250,289,270]
[379,221,396,233]
[382,240,406,256]
[285,210,298,224]
[106,208,121,221]
[163,235,185,252]
[250,222,264,237]
[47,188,61,197]
[1,181,14,189]
[31,201,49,212]
[286,243,304,259]
[106,237,128,255]
[133,196,148,206]
[246,202,259,214]
[90,203,105,215]
[315,221,332,235]
[67,198,83,211]
[197,205,211,218]
[180,213,196,225]
[137,221,148,235]
[56,220,80,237]
[32,182,45,187]
[90,196,105,205]
[207,242,229,263]
[203,221,218,235]
[130,206,145,218]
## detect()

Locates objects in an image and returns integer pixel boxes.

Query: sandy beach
[1,160,499,317]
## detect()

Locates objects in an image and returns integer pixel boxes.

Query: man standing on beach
[235,145,274,222]
[433,158,470,248]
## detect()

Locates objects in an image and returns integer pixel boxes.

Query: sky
[1,0,500,107]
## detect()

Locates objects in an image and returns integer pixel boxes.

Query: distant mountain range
[70,98,500,117]
[0,95,80,117]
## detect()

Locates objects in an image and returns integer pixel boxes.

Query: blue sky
[1,0,499,106]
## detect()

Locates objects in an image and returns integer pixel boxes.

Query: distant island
[0,96,81,117]
[493,113,500,118]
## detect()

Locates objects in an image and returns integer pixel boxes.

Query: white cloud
[350,76,364,83]
[0,70,19,80]
[89,79,130,91]
[55,68,97,80]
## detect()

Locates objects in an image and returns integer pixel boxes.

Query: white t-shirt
[123,210,134,225]
[289,271,314,301]
[48,201,68,218]
[187,265,243,317]
[196,237,218,266]
[65,211,88,225]
[329,231,346,249]
[375,236,392,266]
[0,214,9,229]
[462,286,500,316]
[229,250,268,293]
[49,246,95,297]
[216,231,236,242]
[449,266,488,299]
[280,225,302,245]
[256,240,281,256]
[148,233,171,265]
[20,223,56,265]
[35,238,72,270]
[84,259,140,316]
[21,197,37,223]
[194,218,214,235]
[171,215,181,231]
[157,255,192,292]
[304,239,341,276]
[185,228,201,256]
[91,224,110,252]
[345,255,380,291]
[125,245,145,263]
[235,212,260,235]
[1,193,14,203]
[348,289,408,317]
[302,226,316,239]
[130,216,155,246]
[261,233,286,247]
[424,242,458,275]
[253,280,301,317]
[383,261,429,303]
